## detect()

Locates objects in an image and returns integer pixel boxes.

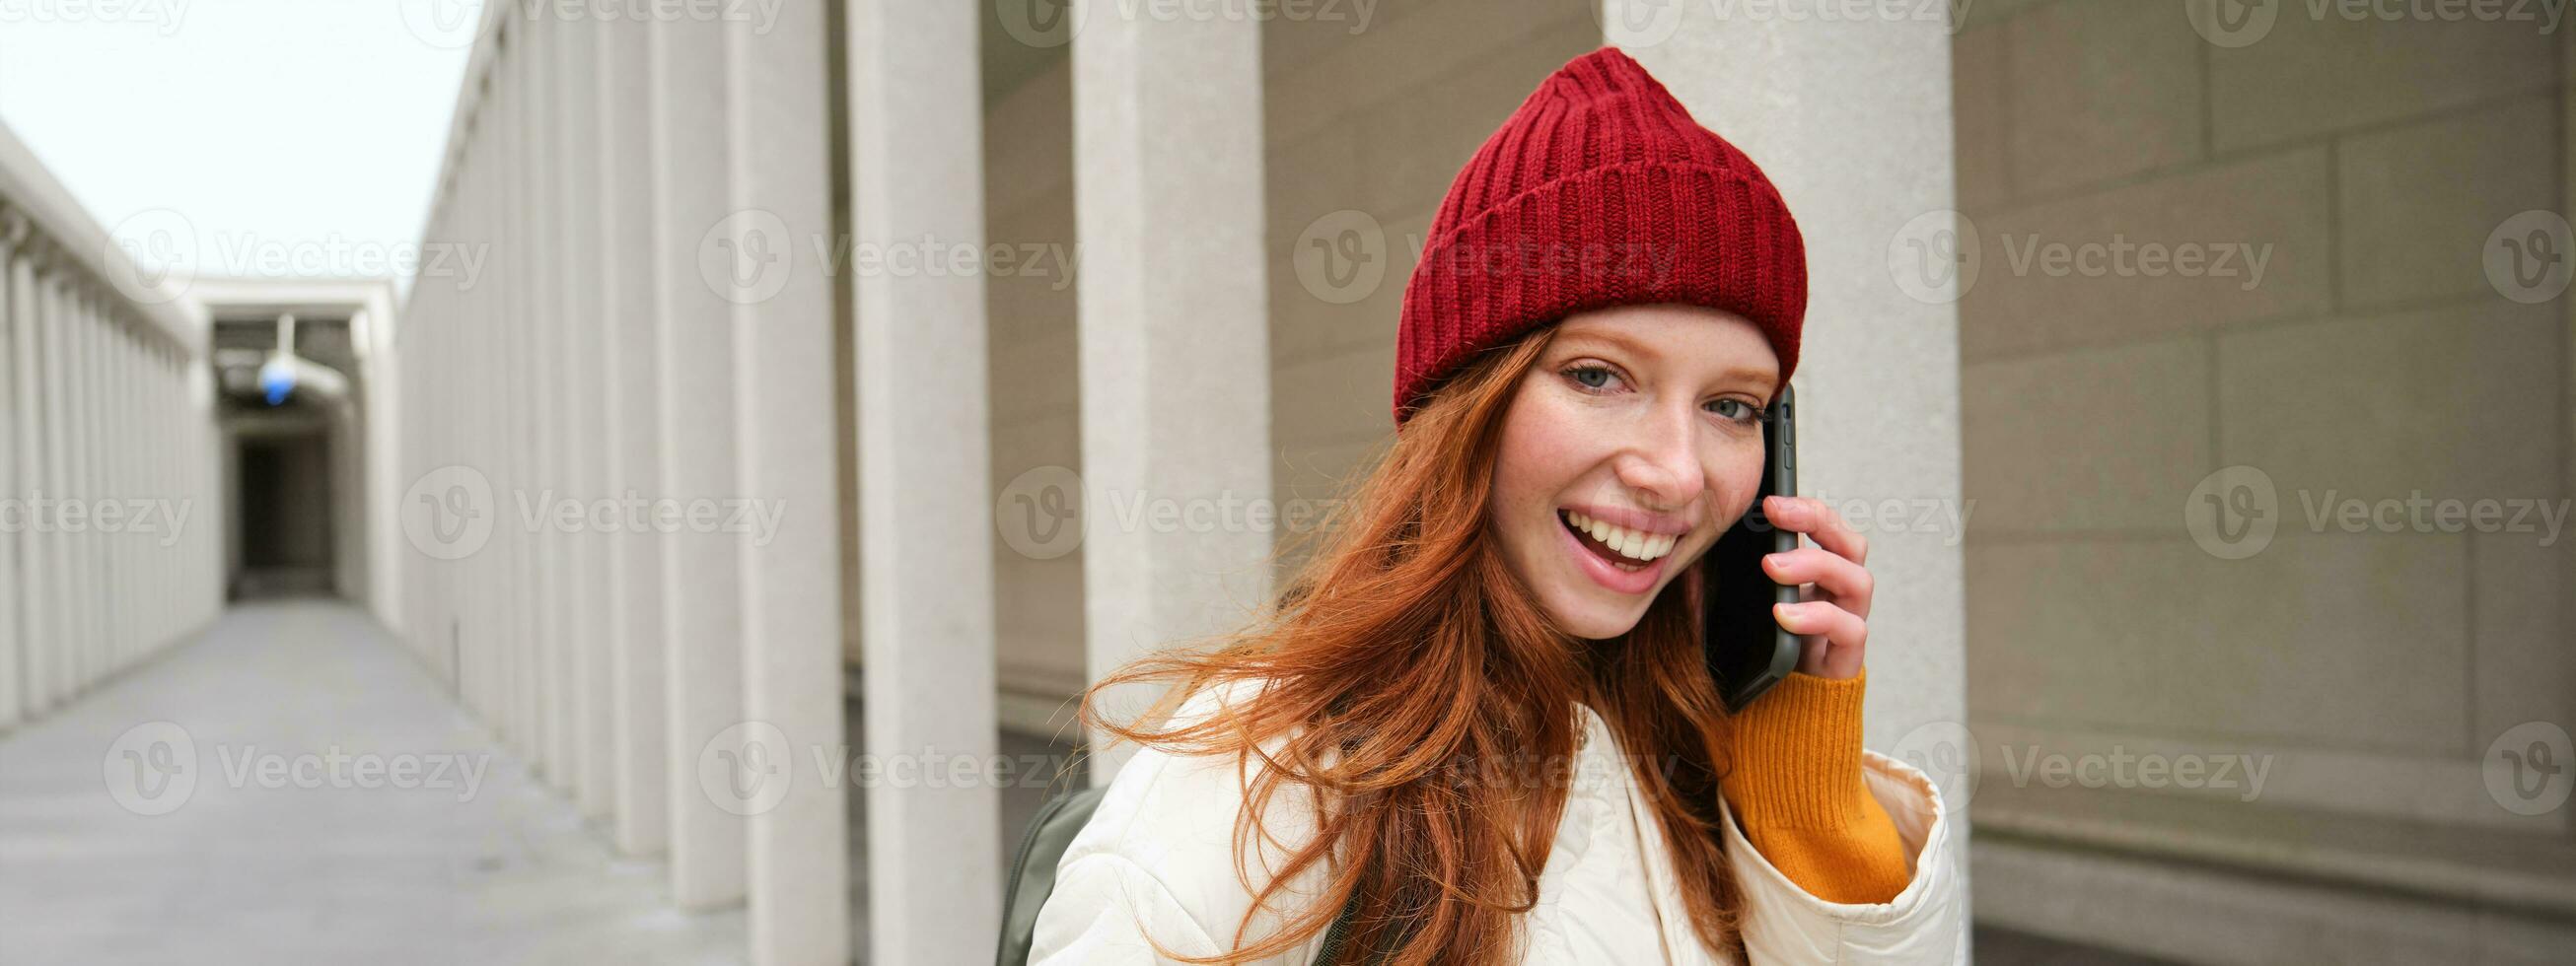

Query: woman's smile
[1556,507,1681,594]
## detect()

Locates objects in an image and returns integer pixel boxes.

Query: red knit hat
[1392,45,1808,427]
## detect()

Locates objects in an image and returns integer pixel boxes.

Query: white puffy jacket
[1030,677,1967,964]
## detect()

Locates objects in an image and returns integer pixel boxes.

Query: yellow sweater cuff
[1717,666,1913,903]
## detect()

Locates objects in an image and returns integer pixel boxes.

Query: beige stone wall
[1263,0,1604,579]
[1956,1,2568,829]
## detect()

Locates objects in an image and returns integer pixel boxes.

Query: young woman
[1028,46,1963,965]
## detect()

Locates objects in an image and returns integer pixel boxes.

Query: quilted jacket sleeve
[1717,745,1968,964]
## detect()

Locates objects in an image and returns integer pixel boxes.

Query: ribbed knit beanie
[1391,45,1808,428]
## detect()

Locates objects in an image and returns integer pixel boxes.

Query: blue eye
[1563,364,1620,392]
[1708,398,1767,426]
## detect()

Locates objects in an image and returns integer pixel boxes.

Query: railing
[0,115,225,732]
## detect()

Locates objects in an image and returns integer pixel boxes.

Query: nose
[1610,397,1705,515]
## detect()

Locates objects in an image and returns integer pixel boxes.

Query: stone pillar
[849,0,998,958]
[600,10,671,860]
[509,20,546,769]
[1611,2,1974,947]
[651,12,749,910]
[0,210,20,729]
[34,264,67,713]
[555,11,614,821]
[5,232,37,721]
[530,10,574,792]
[105,312,128,672]
[1072,0,1276,782]
[66,285,97,696]
[732,4,850,963]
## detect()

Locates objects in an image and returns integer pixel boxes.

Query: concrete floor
[0,599,744,965]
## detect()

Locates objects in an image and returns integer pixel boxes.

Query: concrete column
[734,4,848,962]
[66,286,96,695]
[104,311,126,672]
[79,293,106,686]
[1611,2,1973,943]
[650,13,749,909]
[555,12,614,821]
[1072,0,1276,781]
[847,0,997,957]
[6,232,38,721]
[600,10,671,859]
[34,264,68,712]
[509,23,545,768]
[475,136,507,730]
[529,9,574,791]
[139,335,161,656]
[0,210,20,729]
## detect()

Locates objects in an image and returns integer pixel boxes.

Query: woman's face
[1487,304,1781,641]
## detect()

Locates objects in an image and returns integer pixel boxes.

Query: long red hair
[1072,322,1750,964]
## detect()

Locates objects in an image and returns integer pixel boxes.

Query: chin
[1549,593,1649,642]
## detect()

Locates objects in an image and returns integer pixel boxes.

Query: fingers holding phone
[1758,494,1873,681]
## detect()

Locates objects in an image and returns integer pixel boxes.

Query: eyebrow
[1557,328,1778,389]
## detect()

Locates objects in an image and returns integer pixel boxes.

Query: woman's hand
[1756,495,1873,681]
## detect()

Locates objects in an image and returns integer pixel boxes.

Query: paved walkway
[0,599,745,965]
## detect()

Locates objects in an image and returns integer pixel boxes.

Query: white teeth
[1564,510,1673,562]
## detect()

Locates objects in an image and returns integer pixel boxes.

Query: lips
[1557,509,1667,594]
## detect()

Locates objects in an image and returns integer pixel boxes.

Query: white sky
[0,0,476,288]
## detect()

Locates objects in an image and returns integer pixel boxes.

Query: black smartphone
[1702,383,1800,715]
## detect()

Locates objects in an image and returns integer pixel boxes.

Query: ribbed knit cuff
[1719,666,1871,830]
